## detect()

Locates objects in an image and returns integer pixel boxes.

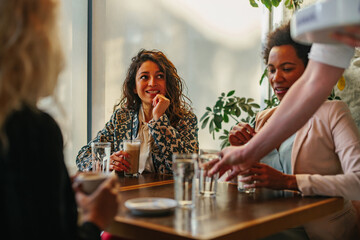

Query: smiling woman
[226,22,360,240]
[134,60,167,121]
[267,45,305,101]
[76,49,199,175]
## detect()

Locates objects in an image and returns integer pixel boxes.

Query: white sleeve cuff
[309,43,355,69]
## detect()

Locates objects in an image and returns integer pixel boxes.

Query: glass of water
[91,142,111,175]
[238,174,256,194]
[173,153,198,208]
[198,153,219,197]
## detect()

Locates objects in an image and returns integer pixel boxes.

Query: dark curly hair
[114,49,192,127]
[263,22,312,67]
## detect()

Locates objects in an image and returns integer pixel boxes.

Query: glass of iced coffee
[123,139,141,177]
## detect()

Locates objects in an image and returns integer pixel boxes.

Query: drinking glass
[174,208,197,234]
[173,153,198,208]
[91,142,111,174]
[238,174,256,194]
[122,139,141,177]
[198,153,219,197]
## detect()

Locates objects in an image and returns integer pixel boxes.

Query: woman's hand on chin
[152,94,170,121]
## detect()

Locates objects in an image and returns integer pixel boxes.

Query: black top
[0,105,100,240]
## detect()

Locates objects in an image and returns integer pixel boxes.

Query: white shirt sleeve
[309,43,355,69]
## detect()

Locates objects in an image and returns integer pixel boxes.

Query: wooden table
[107,174,343,240]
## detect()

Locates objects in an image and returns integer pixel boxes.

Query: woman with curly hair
[76,49,199,175]
[228,22,360,240]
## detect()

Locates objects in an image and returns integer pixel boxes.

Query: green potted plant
[200,90,263,149]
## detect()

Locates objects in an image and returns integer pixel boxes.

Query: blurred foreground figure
[0,1,119,239]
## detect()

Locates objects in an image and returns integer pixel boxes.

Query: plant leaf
[271,0,281,7]
[250,103,260,108]
[240,105,249,112]
[225,101,237,107]
[227,90,235,97]
[209,120,214,135]
[220,139,230,149]
[215,100,224,108]
[284,0,291,8]
[260,68,268,85]
[201,117,210,129]
[223,114,229,123]
[249,0,259,7]
[215,107,223,114]
[261,0,272,11]
[206,107,212,112]
[214,114,223,129]
[239,98,245,104]
[235,107,241,117]
[199,111,210,122]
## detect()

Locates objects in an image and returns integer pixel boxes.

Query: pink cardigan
[255,100,360,239]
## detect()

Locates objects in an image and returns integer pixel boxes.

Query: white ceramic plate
[125,197,177,215]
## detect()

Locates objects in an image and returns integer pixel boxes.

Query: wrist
[241,142,257,164]
[284,174,298,190]
[82,211,106,230]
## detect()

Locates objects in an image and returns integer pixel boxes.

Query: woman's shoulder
[255,107,278,131]
[185,109,197,117]
[5,105,63,148]
[317,100,349,113]
[256,107,277,120]
[311,100,354,127]
[321,100,347,107]
[7,105,59,131]
[112,107,137,120]
[180,109,197,121]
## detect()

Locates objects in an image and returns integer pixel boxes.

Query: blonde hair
[0,0,64,130]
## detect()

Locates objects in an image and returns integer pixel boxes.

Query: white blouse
[137,106,155,173]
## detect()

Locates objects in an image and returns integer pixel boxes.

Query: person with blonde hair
[0,0,119,239]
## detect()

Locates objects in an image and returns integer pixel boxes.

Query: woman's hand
[152,94,170,121]
[240,163,298,190]
[109,151,130,172]
[208,145,253,178]
[229,122,256,146]
[74,175,120,230]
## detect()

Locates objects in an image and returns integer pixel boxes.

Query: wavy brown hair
[0,0,63,130]
[114,49,192,127]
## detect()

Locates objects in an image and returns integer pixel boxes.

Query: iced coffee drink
[123,140,141,177]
